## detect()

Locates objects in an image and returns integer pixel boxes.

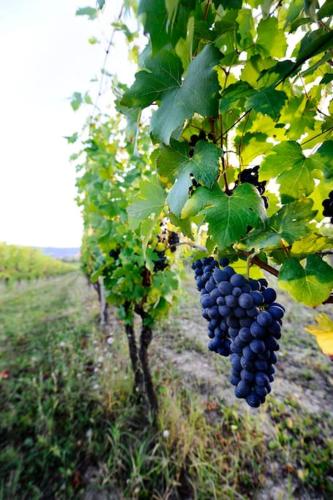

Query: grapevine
[322,191,333,223]
[72,0,333,415]
[118,0,333,309]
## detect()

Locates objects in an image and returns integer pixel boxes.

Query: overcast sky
[0,0,133,247]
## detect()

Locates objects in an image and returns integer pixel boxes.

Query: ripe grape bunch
[236,166,268,208]
[322,191,333,223]
[153,229,180,271]
[168,231,180,252]
[154,251,168,271]
[192,257,285,408]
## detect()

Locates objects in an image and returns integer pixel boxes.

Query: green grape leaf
[169,213,193,238]
[260,141,304,179]
[70,92,83,111]
[167,167,193,217]
[235,132,272,165]
[139,0,169,53]
[296,29,333,64]
[127,178,166,229]
[204,183,266,249]
[314,141,333,179]
[249,113,286,141]
[236,9,255,49]
[155,140,189,183]
[304,0,318,17]
[121,50,183,108]
[258,60,295,86]
[214,0,242,8]
[277,29,333,81]
[167,141,221,216]
[151,45,221,144]
[285,0,304,24]
[76,7,98,19]
[318,0,333,19]
[278,157,317,201]
[245,199,316,250]
[220,81,255,112]
[289,17,311,33]
[257,17,287,58]
[247,87,287,120]
[241,55,276,87]
[65,133,78,144]
[291,233,333,258]
[181,184,222,219]
[175,15,194,70]
[189,142,221,187]
[165,0,180,25]
[279,255,333,306]
[321,73,333,84]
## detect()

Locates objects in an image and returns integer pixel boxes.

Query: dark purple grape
[218,305,231,316]
[219,257,230,267]
[262,288,277,304]
[239,293,254,309]
[232,287,242,297]
[268,306,284,320]
[239,327,252,342]
[224,266,235,278]
[251,291,264,305]
[230,274,246,287]
[246,393,262,407]
[225,295,238,307]
[201,295,214,308]
[216,296,225,305]
[255,372,270,387]
[235,380,251,398]
[250,339,266,354]
[257,311,273,327]
[218,281,233,296]
[241,369,255,382]
[213,268,228,283]
[250,321,265,338]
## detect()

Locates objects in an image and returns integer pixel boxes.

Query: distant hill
[38,247,80,261]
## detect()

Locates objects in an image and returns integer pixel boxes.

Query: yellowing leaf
[305,313,333,356]
[232,259,264,279]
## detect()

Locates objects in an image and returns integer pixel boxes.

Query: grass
[0,273,332,498]
[267,398,333,495]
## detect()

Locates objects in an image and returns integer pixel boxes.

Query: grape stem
[172,241,208,252]
[249,255,279,277]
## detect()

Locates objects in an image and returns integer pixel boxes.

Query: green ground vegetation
[0,273,332,499]
[0,243,76,283]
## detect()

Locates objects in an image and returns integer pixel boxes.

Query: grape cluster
[168,231,180,252]
[236,166,268,208]
[192,258,284,408]
[188,130,214,157]
[154,251,168,271]
[153,228,180,270]
[322,191,333,223]
[189,173,201,196]
[109,248,120,260]
[192,256,231,356]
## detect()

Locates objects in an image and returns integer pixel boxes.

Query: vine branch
[172,241,208,252]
